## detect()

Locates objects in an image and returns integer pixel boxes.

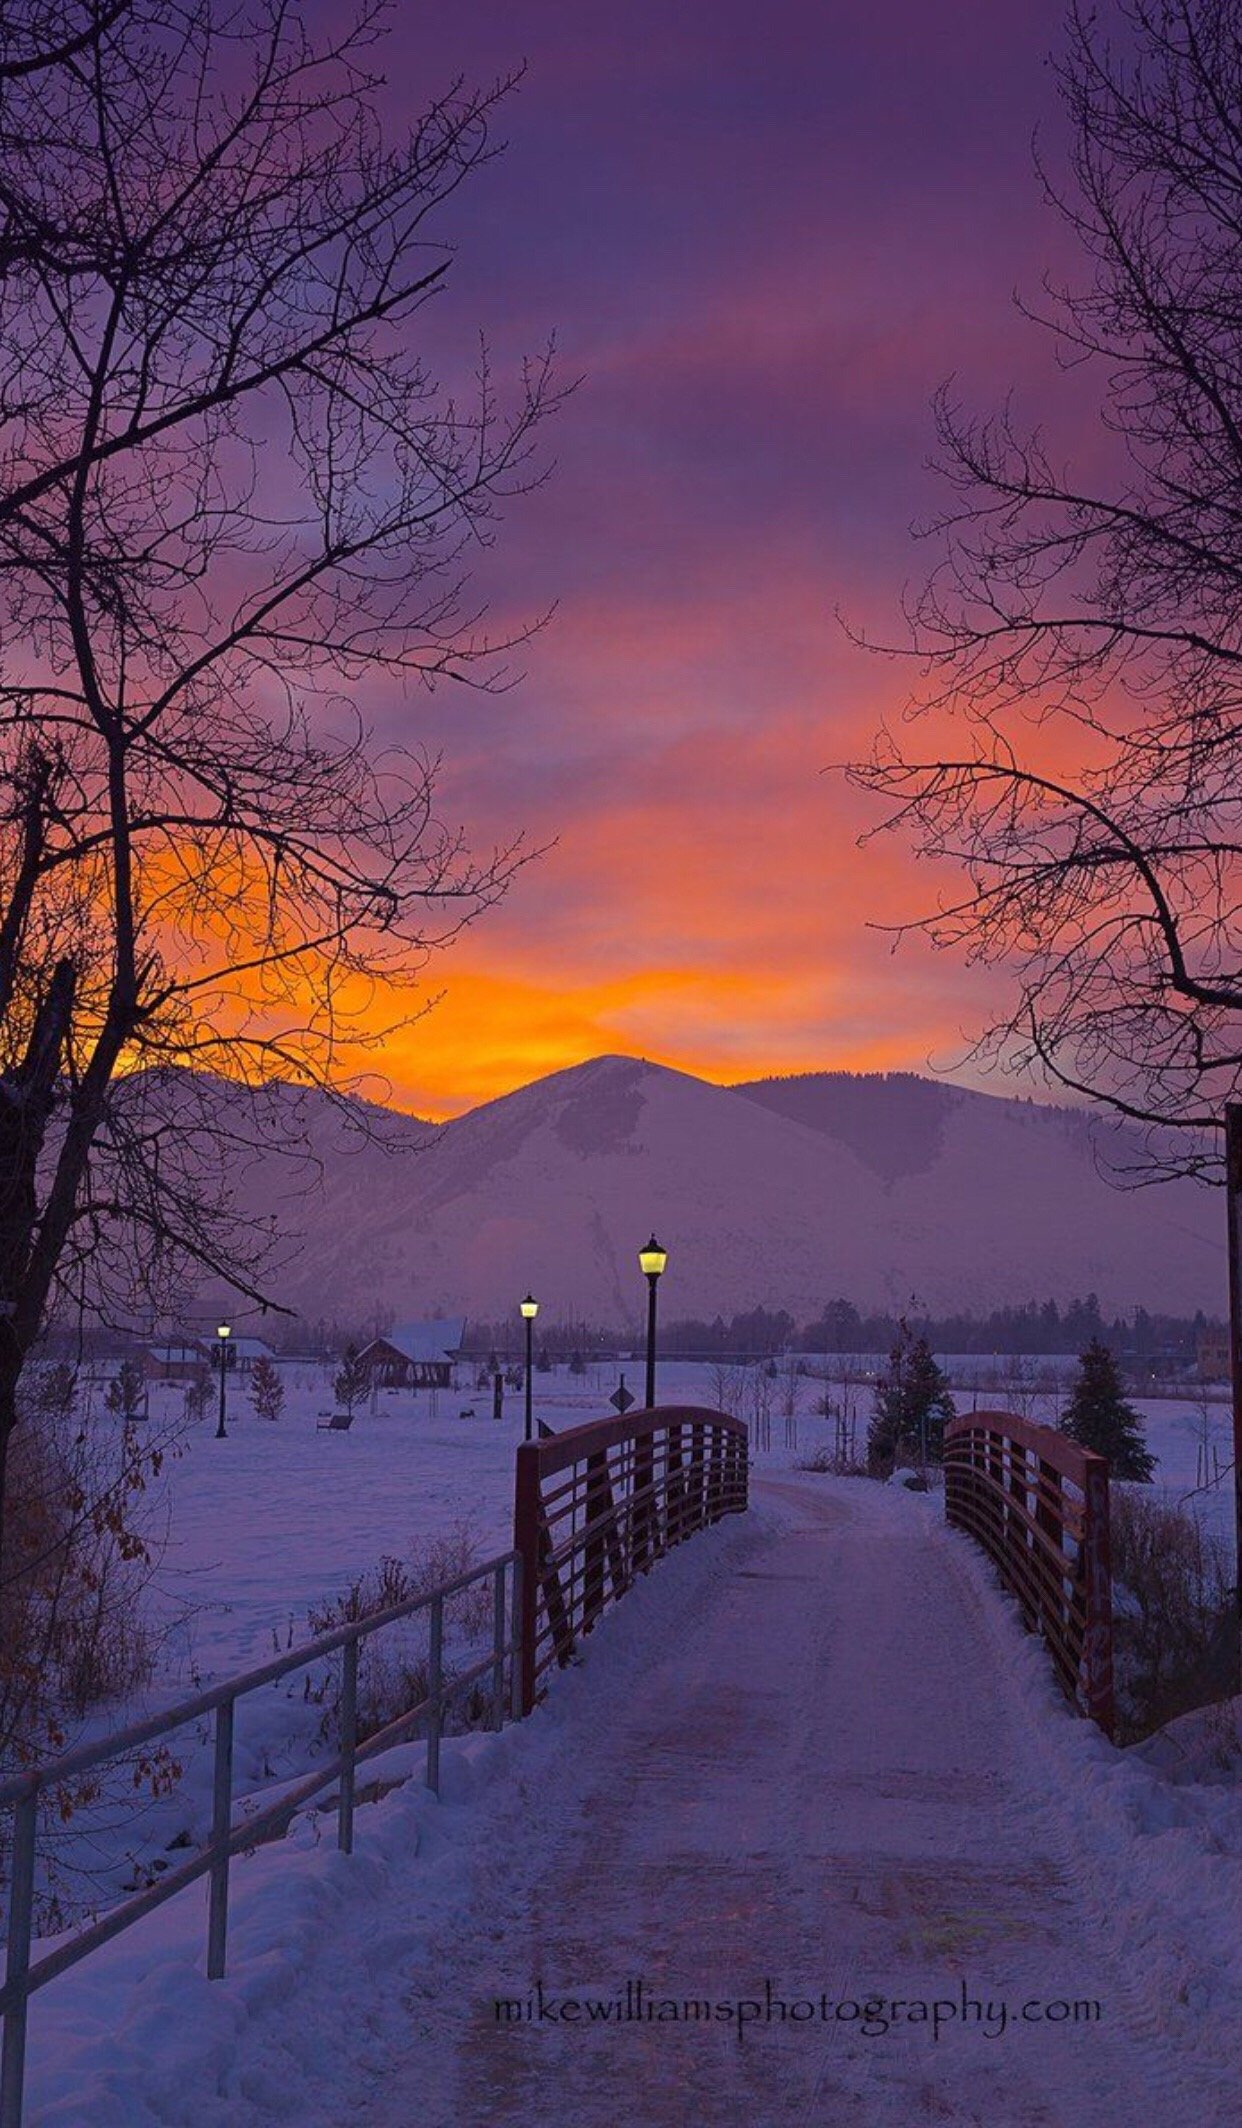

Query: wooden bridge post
[689,1420,706,1531]
[1079,1456,1115,1740]
[583,1450,609,1629]
[666,1421,685,1545]
[513,1441,542,1717]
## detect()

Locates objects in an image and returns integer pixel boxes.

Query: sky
[342,0,1088,1118]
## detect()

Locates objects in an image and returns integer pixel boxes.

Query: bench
[316,1411,355,1432]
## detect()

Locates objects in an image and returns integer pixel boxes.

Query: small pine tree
[248,1355,285,1423]
[867,1320,955,1471]
[105,1358,146,1422]
[334,1344,368,1418]
[1062,1339,1155,1481]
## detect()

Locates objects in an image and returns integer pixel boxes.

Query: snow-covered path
[26,1471,1242,2126]
[344,1476,1233,2128]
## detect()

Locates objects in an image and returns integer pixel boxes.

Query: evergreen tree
[105,1358,146,1422]
[1061,1340,1155,1482]
[867,1321,955,1471]
[248,1355,286,1423]
[333,1345,369,1419]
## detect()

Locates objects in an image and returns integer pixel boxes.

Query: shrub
[794,1447,870,1478]
[1,1372,182,1917]
[1109,1490,1234,1741]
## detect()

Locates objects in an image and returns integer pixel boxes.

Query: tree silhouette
[0,0,562,1579]
[867,1320,955,1471]
[1062,1339,1156,1482]
[850,0,1242,1177]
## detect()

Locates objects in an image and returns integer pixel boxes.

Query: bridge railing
[513,1404,749,1714]
[943,1410,1114,1738]
[0,1550,521,2128]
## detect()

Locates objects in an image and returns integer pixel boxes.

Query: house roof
[146,1335,276,1361]
[364,1319,466,1364]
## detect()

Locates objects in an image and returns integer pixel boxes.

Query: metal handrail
[0,1547,522,2128]
[943,1410,1114,1737]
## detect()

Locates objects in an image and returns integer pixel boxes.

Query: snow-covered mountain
[190,1055,1227,1327]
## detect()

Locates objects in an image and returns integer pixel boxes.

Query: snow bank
[931,1505,1242,2076]
[20,1500,777,2125]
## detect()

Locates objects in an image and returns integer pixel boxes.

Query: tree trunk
[0,1378,16,1609]
[0,956,77,1595]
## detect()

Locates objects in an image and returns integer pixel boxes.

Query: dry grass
[306,1522,498,1746]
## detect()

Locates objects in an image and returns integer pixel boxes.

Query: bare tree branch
[850,0,1242,1178]
[0,0,565,1583]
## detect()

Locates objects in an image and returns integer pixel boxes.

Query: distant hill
[173,1055,1226,1327]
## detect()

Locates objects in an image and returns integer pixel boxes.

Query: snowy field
[136,1357,1237,1696]
[4,1355,1239,2124]
[38,1355,1242,1745]
[10,1359,1236,1909]
[13,1470,1242,2127]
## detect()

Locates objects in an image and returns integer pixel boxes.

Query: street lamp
[520,1295,539,1442]
[639,1235,668,1407]
[215,1321,231,1439]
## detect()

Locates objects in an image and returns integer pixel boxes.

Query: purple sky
[351,2,1089,1115]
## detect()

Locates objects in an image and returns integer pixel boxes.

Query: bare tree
[0,0,563,1579]
[849,0,1242,1178]
[0,2,130,88]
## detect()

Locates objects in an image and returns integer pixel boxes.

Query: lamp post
[639,1235,668,1408]
[520,1295,539,1442]
[215,1321,231,1439]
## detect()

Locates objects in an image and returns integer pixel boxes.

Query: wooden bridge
[4,1406,1231,2127]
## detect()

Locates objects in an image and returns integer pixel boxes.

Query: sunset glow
[235,2,1088,1118]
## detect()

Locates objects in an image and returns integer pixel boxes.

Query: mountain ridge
[161,1054,1225,1326]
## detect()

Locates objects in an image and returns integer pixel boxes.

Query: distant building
[1197,1327,1231,1382]
[145,1334,277,1381]
[144,1339,208,1382]
[355,1319,466,1390]
[227,1337,278,1375]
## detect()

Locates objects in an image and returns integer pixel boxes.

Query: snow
[3,1356,1239,2121]
[188,1057,1229,1321]
[144,1365,521,1684]
[13,1464,1242,2125]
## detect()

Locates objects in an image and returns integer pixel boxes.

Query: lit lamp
[520,1295,539,1442]
[215,1321,231,1440]
[639,1236,668,1408]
